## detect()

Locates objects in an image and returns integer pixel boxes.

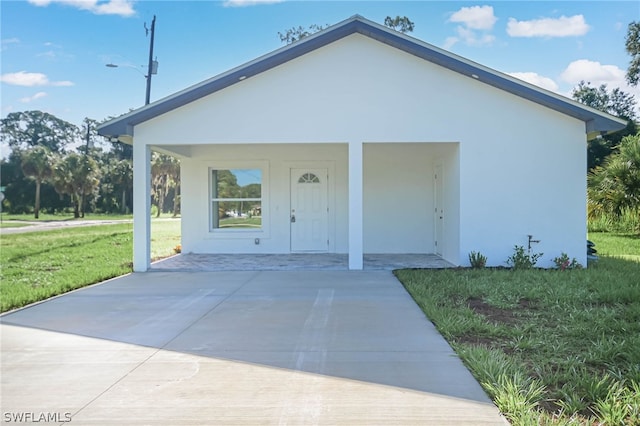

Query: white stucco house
[98,15,626,272]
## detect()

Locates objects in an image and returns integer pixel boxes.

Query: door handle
[291,214,296,223]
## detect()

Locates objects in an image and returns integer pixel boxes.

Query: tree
[588,132,640,227]
[110,159,133,214]
[52,153,101,218]
[0,110,79,154]
[151,153,180,217]
[384,16,415,33]
[20,146,54,219]
[572,81,637,120]
[278,24,326,45]
[572,81,637,170]
[626,21,640,86]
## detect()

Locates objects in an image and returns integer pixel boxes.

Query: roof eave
[97,15,628,141]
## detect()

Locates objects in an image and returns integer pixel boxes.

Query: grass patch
[0,212,135,222]
[0,219,180,312]
[395,235,640,425]
[589,232,640,261]
[0,221,31,229]
[151,218,181,260]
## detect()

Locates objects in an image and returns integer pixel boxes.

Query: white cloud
[1,38,20,51]
[507,15,590,38]
[449,5,497,30]
[20,92,48,103]
[223,0,283,7]
[508,72,560,93]
[560,59,640,111]
[0,71,74,87]
[560,59,626,86]
[27,0,135,17]
[445,5,497,48]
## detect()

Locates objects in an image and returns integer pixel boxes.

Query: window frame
[208,162,268,236]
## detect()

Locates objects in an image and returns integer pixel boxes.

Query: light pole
[144,15,156,105]
[106,15,157,105]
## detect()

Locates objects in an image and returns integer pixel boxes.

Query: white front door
[290,168,328,252]
[434,164,443,255]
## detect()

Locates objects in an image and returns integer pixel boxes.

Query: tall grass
[396,235,640,425]
[588,208,639,234]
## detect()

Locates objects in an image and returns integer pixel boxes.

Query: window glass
[211,169,262,230]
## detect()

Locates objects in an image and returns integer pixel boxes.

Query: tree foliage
[278,24,327,45]
[572,81,636,120]
[0,110,162,217]
[384,16,415,33]
[588,132,640,224]
[52,153,101,218]
[626,21,640,86]
[0,110,78,153]
[572,81,637,170]
[20,146,55,219]
[278,15,415,45]
[151,153,180,217]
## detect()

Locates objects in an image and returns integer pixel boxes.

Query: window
[211,169,262,230]
[298,173,320,183]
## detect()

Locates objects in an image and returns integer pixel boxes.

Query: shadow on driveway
[1,271,507,424]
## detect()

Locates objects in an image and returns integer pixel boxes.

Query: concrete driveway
[1,271,507,425]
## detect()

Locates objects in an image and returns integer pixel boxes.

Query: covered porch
[150,253,455,272]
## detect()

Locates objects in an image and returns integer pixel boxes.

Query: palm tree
[110,159,133,214]
[20,146,54,218]
[52,153,100,218]
[588,132,640,227]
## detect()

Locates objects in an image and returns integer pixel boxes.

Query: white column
[348,141,363,270]
[132,142,151,272]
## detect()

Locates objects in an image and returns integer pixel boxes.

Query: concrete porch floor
[151,253,456,271]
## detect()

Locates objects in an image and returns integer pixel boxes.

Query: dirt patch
[467,297,516,324]
[466,297,533,325]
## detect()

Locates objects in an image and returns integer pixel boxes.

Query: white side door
[290,169,328,252]
[434,164,443,255]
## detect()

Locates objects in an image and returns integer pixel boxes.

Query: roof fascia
[353,19,627,136]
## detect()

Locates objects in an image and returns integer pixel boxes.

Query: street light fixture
[106,15,157,105]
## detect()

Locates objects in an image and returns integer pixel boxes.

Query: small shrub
[553,253,583,270]
[506,245,543,270]
[468,251,487,269]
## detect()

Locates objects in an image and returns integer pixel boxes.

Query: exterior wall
[181,144,347,254]
[363,143,458,254]
[458,108,587,267]
[134,33,587,267]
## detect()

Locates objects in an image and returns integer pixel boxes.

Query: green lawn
[0,212,134,222]
[0,221,31,229]
[0,219,180,312]
[589,232,640,261]
[396,234,640,425]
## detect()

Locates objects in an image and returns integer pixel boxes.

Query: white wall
[363,143,458,254]
[135,33,587,266]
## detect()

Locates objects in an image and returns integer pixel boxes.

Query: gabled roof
[98,14,627,141]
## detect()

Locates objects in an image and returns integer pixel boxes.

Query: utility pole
[145,15,157,105]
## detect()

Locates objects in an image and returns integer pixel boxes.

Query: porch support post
[132,142,151,272]
[348,141,363,270]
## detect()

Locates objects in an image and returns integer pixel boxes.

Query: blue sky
[1,0,639,133]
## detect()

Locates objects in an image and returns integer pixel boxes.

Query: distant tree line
[0,110,180,218]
